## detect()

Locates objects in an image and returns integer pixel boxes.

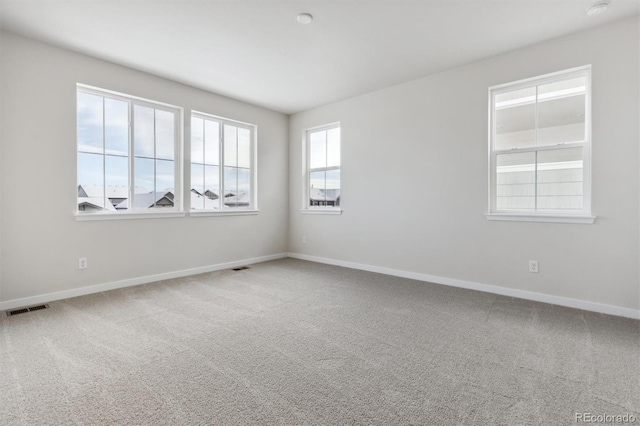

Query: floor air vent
[6,304,49,317]
[232,266,250,271]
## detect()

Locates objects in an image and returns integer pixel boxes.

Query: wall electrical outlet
[529,260,539,273]
[79,257,88,270]
[302,235,308,244]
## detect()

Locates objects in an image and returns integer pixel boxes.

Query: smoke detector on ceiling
[586,1,609,16]
[297,13,313,24]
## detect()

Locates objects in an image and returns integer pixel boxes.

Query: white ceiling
[0,1,638,114]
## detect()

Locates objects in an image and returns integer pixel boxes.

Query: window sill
[76,211,186,221]
[486,213,596,224]
[300,209,343,215]
[189,210,259,217]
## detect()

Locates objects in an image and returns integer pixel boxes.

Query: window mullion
[307,131,311,208]
[493,142,585,155]
[102,97,106,211]
[220,122,224,210]
[219,120,223,210]
[309,166,341,173]
[324,130,328,205]
[152,109,157,208]
[129,102,134,212]
[202,119,206,210]
[236,125,239,206]
[534,85,539,211]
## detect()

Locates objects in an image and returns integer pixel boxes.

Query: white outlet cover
[529,261,539,273]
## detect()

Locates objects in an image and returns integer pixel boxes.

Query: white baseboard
[4,252,638,320]
[287,253,640,320]
[0,253,288,312]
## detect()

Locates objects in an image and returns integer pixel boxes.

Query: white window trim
[300,208,343,215]
[189,110,258,215]
[189,210,259,217]
[76,211,186,221]
[302,122,342,214]
[487,65,595,224]
[76,84,184,220]
[485,213,595,224]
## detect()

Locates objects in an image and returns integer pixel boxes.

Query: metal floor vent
[6,304,49,317]
[232,266,250,271]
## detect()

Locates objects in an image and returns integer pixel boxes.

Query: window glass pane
[224,125,238,167]
[327,127,340,167]
[494,87,536,150]
[309,170,326,206]
[191,117,204,164]
[105,155,128,187]
[156,159,174,193]
[537,77,586,147]
[134,105,154,158]
[326,169,341,207]
[191,163,204,210]
[78,152,103,187]
[237,168,250,208]
[104,98,128,156]
[237,127,251,168]
[190,193,205,210]
[77,92,103,154]
[134,157,154,209]
[105,155,128,210]
[204,165,220,210]
[496,152,535,211]
[537,147,583,210]
[223,167,238,208]
[156,109,175,160]
[204,120,220,165]
[309,130,327,169]
[77,152,105,211]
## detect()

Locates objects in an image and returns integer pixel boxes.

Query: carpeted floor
[1,258,638,425]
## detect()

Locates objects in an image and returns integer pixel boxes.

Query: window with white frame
[305,124,341,209]
[488,66,592,220]
[77,85,182,214]
[190,112,255,211]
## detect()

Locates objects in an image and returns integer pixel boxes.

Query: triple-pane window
[190,113,254,210]
[489,66,591,216]
[77,86,181,214]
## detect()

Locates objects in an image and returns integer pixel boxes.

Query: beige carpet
[1,258,638,425]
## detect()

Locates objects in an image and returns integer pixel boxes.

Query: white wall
[289,17,640,311]
[0,32,289,303]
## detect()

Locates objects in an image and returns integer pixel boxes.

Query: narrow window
[305,124,341,210]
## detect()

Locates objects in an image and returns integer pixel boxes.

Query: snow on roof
[78,197,116,211]
[190,191,220,210]
[116,191,174,209]
[78,185,148,199]
[224,191,250,205]
[310,188,340,201]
